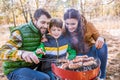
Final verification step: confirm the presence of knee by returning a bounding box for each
[13,68,31,74]
[103,43,107,49]
[37,74,50,80]
[16,68,31,72]
[98,43,108,56]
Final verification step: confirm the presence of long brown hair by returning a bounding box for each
[64,9,89,54]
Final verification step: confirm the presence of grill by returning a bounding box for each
[51,57,100,80]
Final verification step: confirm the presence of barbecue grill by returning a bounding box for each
[51,58,100,80]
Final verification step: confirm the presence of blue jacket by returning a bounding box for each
[36,34,76,72]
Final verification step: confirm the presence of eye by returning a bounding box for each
[41,21,46,24]
[57,28,61,31]
[51,28,56,31]
[65,23,76,26]
[71,23,76,25]
[47,22,50,25]
[65,23,69,26]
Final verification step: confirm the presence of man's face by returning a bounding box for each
[34,15,50,34]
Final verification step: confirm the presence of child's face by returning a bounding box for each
[50,26,62,39]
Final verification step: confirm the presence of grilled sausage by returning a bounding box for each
[61,63,69,69]
[83,57,94,62]
[58,59,69,63]
[83,60,97,66]
[68,62,82,69]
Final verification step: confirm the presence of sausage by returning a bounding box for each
[72,55,88,63]
[75,55,88,59]
[60,63,69,69]
[58,59,69,63]
[83,57,94,62]
[72,58,84,63]
[68,62,82,69]
[83,61,97,66]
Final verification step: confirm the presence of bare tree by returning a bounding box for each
[20,0,28,23]
[80,0,85,15]
[11,0,16,27]
[27,1,33,20]
[1,0,11,24]
[35,0,39,9]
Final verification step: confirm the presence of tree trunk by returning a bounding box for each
[11,0,16,27]
[20,0,28,23]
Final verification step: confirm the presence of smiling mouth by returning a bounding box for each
[69,29,74,31]
[55,35,58,37]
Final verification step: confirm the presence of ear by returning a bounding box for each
[48,27,51,33]
[62,27,65,33]
[33,20,37,25]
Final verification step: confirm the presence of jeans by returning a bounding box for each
[7,68,50,80]
[77,43,108,79]
[46,71,56,80]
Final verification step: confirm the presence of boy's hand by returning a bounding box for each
[36,49,45,55]
[41,38,48,42]
[68,55,76,60]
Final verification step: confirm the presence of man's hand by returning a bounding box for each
[22,51,39,64]
[95,37,104,49]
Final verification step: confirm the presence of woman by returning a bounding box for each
[63,8,108,80]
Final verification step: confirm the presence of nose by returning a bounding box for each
[67,25,73,29]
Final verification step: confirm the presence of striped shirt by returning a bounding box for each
[0,30,23,61]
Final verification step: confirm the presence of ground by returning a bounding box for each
[0,22,120,80]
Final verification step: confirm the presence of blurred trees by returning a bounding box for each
[0,0,120,25]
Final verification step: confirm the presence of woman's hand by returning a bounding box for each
[21,51,39,64]
[95,37,104,49]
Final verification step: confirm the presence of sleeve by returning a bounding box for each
[0,30,23,61]
[34,43,46,58]
[88,22,100,41]
[67,44,76,60]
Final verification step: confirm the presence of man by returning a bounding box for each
[0,8,51,80]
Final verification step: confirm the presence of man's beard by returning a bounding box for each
[38,26,47,34]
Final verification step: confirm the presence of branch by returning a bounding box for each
[101,0,114,5]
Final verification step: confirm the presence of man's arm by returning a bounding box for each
[0,30,40,64]
[0,30,23,61]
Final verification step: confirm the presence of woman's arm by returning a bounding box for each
[88,22,105,49]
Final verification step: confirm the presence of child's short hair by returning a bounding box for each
[49,18,63,29]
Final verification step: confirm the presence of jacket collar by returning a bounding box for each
[28,20,39,33]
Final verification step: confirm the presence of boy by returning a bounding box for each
[35,18,76,80]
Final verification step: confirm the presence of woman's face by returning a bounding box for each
[65,18,78,32]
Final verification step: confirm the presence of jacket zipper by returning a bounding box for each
[55,39,59,60]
